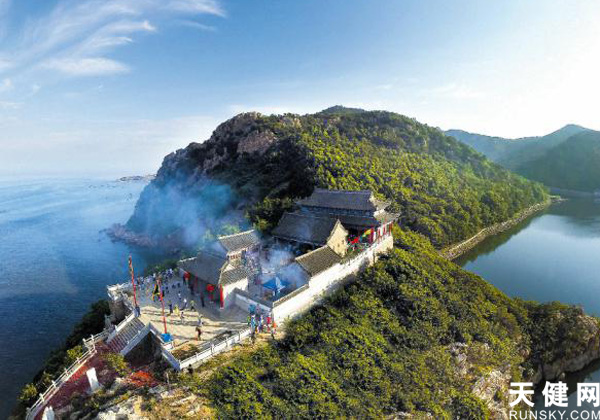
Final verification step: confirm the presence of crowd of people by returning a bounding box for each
[247,309,277,342]
[129,267,278,346]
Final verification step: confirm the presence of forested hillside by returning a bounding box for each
[517,130,600,192]
[447,125,600,192]
[126,107,547,248]
[202,230,598,419]
[446,124,587,170]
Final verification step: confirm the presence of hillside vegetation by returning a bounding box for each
[127,107,547,248]
[447,125,600,192]
[446,124,587,170]
[204,230,598,419]
[516,131,600,192]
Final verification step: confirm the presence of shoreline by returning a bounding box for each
[440,198,555,260]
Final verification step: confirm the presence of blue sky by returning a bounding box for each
[1,0,600,176]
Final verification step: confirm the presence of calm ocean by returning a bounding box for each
[0,178,156,418]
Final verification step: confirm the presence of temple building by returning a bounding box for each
[272,212,349,256]
[178,230,260,308]
[274,188,398,247]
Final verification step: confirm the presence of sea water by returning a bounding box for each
[0,178,155,418]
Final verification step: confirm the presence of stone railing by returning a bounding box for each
[83,330,109,350]
[107,281,132,301]
[106,310,136,343]
[148,322,252,372]
[26,345,97,420]
[177,327,252,371]
[119,323,151,356]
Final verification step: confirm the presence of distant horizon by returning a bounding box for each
[1,104,595,177]
[3,0,600,175]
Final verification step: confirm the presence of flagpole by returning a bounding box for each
[129,256,138,307]
[157,275,168,334]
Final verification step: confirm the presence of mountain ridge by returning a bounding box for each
[446,124,600,192]
[124,107,547,249]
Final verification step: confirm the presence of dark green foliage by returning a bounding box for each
[447,125,588,170]
[133,108,547,248]
[206,230,595,418]
[451,393,490,419]
[523,301,598,370]
[246,197,296,232]
[517,131,600,192]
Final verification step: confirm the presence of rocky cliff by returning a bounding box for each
[115,107,548,251]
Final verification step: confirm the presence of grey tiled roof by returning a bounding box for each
[295,246,342,277]
[178,252,227,285]
[220,266,251,285]
[297,188,391,211]
[179,251,251,286]
[272,212,340,245]
[334,211,400,228]
[218,230,260,254]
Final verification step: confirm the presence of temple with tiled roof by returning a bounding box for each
[272,213,348,256]
[178,229,260,308]
[211,229,261,260]
[274,189,398,249]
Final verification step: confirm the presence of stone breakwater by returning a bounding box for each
[440,199,552,260]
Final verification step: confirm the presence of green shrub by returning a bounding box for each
[18,383,37,404]
[103,353,130,377]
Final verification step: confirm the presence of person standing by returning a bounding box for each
[168,300,173,315]
[196,324,202,341]
[271,320,277,340]
[200,292,205,308]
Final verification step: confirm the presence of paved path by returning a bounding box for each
[132,279,247,349]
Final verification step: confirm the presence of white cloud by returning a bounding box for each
[179,20,217,32]
[165,0,225,17]
[42,58,130,76]
[0,0,224,80]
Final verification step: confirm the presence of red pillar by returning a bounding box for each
[219,285,224,309]
[157,275,167,334]
[128,256,138,307]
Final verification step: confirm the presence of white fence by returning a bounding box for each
[106,311,135,343]
[119,323,150,356]
[26,345,97,420]
[177,327,252,370]
[83,330,109,350]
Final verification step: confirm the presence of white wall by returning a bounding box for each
[271,235,393,323]
[222,278,248,308]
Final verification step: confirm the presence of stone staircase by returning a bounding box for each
[107,317,146,354]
